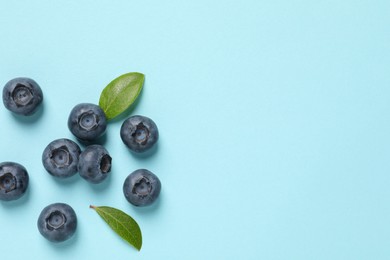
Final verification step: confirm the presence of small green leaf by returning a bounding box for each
[90,205,142,251]
[99,72,144,120]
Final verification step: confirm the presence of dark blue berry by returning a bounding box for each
[78,145,111,184]
[120,115,159,153]
[67,103,107,142]
[2,77,43,116]
[0,162,29,201]
[123,169,161,206]
[37,203,77,243]
[42,138,81,178]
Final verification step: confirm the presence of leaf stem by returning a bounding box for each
[89,205,96,209]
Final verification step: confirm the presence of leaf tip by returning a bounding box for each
[135,242,142,251]
[135,72,145,77]
[135,72,145,83]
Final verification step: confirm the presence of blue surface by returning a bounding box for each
[1,0,390,259]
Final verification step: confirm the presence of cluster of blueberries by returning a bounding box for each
[0,77,161,243]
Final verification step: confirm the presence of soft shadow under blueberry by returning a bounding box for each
[88,173,112,193]
[50,173,80,186]
[47,228,79,250]
[128,143,159,160]
[129,193,162,215]
[0,184,31,208]
[77,133,108,147]
[11,102,45,124]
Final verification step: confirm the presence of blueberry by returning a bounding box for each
[42,138,81,178]
[120,115,159,153]
[2,77,43,116]
[37,203,77,243]
[123,169,161,206]
[78,145,111,184]
[0,162,29,201]
[67,103,107,142]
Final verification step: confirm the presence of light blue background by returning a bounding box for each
[1,0,390,259]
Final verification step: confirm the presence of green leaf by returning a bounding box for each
[99,72,145,120]
[90,205,142,251]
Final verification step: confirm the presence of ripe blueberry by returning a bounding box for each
[78,145,112,184]
[120,115,159,153]
[42,138,81,178]
[37,203,77,243]
[123,169,161,206]
[67,103,107,142]
[2,77,43,116]
[0,162,29,201]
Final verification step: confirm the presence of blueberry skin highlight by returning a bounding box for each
[2,77,43,116]
[120,115,159,153]
[78,145,112,184]
[123,169,161,207]
[67,103,107,142]
[42,138,81,178]
[0,162,29,201]
[37,203,77,243]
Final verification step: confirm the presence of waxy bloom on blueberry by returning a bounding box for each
[37,203,77,243]
[120,115,159,153]
[67,103,107,142]
[123,169,161,207]
[2,77,43,116]
[0,162,29,201]
[78,145,112,184]
[42,138,81,178]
